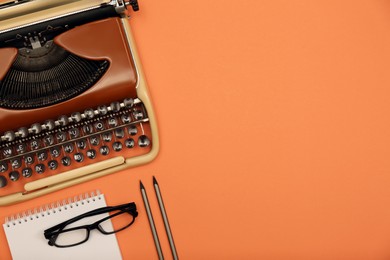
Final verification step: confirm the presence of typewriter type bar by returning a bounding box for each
[0,0,159,205]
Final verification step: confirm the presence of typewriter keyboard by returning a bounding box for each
[0,98,152,194]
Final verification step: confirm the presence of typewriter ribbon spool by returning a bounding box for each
[0,0,159,205]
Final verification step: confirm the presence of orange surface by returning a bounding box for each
[2,0,390,259]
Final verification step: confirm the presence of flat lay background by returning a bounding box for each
[2,0,390,259]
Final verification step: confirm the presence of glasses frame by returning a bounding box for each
[44,202,138,248]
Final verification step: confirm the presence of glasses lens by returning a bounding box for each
[98,212,135,233]
[54,228,88,247]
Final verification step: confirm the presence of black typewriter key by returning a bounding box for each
[71,112,82,123]
[30,140,40,150]
[35,164,45,174]
[31,123,42,134]
[61,156,71,166]
[138,135,151,148]
[123,98,134,108]
[22,168,33,178]
[83,124,94,135]
[87,149,97,159]
[102,132,113,142]
[48,160,58,170]
[77,139,87,150]
[94,121,105,131]
[44,135,55,146]
[63,144,74,153]
[37,151,48,161]
[127,125,138,136]
[50,147,61,158]
[133,110,144,120]
[100,146,110,156]
[0,176,7,188]
[56,132,67,143]
[89,136,100,146]
[108,117,118,127]
[58,115,69,126]
[45,120,56,131]
[2,147,13,158]
[69,128,80,139]
[112,142,123,152]
[115,128,125,139]
[16,143,27,154]
[9,171,20,181]
[125,138,135,148]
[18,127,29,138]
[11,158,22,169]
[24,155,34,165]
[84,108,95,119]
[74,153,84,163]
[0,161,8,172]
[121,114,132,124]
[97,105,108,115]
[4,131,16,142]
[110,102,121,112]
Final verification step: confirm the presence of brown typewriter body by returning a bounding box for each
[0,0,159,205]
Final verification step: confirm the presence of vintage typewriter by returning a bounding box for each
[0,0,159,205]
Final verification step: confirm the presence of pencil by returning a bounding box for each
[140,181,164,260]
[153,176,178,260]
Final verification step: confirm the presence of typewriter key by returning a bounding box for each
[113,142,123,152]
[9,171,20,181]
[48,160,58,170]
[125,138,135,148]
[115,128,125,139]
[94,121,105,131]
[74,153,84,163]
[128,125,138,136]
[0,176,7,188]
[11,158,22,169]
[121,114,132,124]
[83,124,94,135]
[63,144,74,153]
[61,157,71,166]
[58,115,69,126]
[35,164,45,174]
[4,131,16,142]
[0,162,8,172]
[100,146,110,156]
[69,128,80,139]
[123,98,134,108]
[138,135,151,148]
[18,127,29,138]
[133,110,144,120]
[50,147,61,158]
[110,102,121,112]
[102,132,113,142]
[31,123,42,134]
[44,135,55,146]
[22,168,33,178]
[38,151,48,161]
[108,117,118,127]
[16,143,27,154]
[2,147,13,158]
[98,105,108,115]
[30,140,40,150]
[25,155,34,165]
[84,109,95,119]
[45,120,56,131]
[56,132,67,143]
[71,112,82,123]
[90,136,100,146]
[87,149,97,159]
[77,140,87,150]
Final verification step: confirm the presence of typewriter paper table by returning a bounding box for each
[2,0,390,259]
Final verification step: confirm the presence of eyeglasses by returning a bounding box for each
[44,202,138,248]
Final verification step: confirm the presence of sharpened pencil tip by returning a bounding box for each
[153,176,158,185]
[140,181,145,189]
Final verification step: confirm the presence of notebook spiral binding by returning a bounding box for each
[4,190,103,228]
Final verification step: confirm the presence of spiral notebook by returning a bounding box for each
[3,191,122,260]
